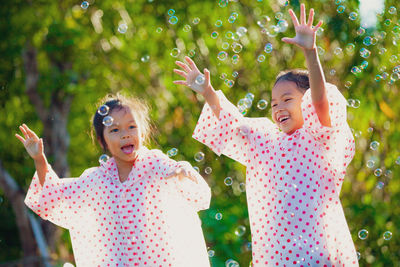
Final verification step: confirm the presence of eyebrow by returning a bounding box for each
[271,92,292,102]
[109,120,137,127]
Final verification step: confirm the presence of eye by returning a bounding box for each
[110,128,119,133]
[284,98,292,102]
[272,103,277,107]
[129,125,136,129]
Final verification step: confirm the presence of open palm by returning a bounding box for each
[282,4,323,50]
[15,124,44,160]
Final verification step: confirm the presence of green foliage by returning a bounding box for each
[1,0,400,266]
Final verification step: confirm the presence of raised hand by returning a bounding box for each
[15,124,44,160]
[165,161,198,184]
[173,56,211,94]
[282,3,323,50]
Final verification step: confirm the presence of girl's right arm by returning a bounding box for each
[15,124,48,186]
[174,56,221,118]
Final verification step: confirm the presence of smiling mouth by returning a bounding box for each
[121,144,134,154]
[278,116,290,124]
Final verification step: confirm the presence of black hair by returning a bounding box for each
[274,69,310,93]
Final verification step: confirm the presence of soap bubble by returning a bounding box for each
[99,154,110,164]
[351,66,361,75]
[195,74,205,85]
[228,15,237,24]
[234,225,246,236]
[264,43,273,53]
[277,19,288,32]
[141,55,150,62]
[183,24,191,32]
[192,17,200,24]
[363,36,373,46]
[360,48,371,58]
[156,27,163,33]
[384,19,392,26]
[118,23,128,34]
[396,156,400,165]
[188,50,196,57]
[205,167,212,174]
[257,99,268,110]
[232,43,243,53]
[219,0,228,7]
[393,26,400,35]
[215,212,223,220]
[218,51,228,61]
[266,25,280,37]
[224,177,233,186]
[388,6,397,14]
[236,27,247,37]
[352,99,360,108]
[167,148,178,157]
[257,54,266,62]
[208,250,215,257]
[330,69,336,76]
[81,1,89,9]
[383,231,392,241]
[375,75,383,82]
[334,47,343,55]
[97,105,109,116]
[346,43,355,52]
[215,20,223,27]
[366,160,375,168]
[357,27,366,35]
[357,252,361,260]
[358,229,368,240]
[337,5,345,13]
[245,92,254,102]
[211,31,219,39]
[275,12,283,20]
[169,16,178,25]
[376,181,384,189]
[344,81,352,88]
[370,141,379,150]
[374,168,383,177]
[225,259,240,267]
[102,116,114,127]
[167,9,175,16]
[360,61,368,70]
[232,71,239,78]
[349,12,358,20]
[170,48,180,57]
[225,79,235,87]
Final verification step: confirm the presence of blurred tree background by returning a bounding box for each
[0,0,399,266]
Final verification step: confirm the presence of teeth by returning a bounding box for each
[279,116,289,122]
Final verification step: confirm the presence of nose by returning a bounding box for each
[120,129,132,139]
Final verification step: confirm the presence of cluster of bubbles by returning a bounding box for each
[218,72,236,88]
[235,92,269,115]
[346,98,361,108]
[168,9,178,25]
[167,148,178,157]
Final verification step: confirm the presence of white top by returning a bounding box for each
[25,147,211,267]
[193,84,358,266]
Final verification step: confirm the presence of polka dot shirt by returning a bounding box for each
[193,84,358,266]
[25,147,211,267]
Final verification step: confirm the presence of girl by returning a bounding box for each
[174,4,358,267]
[16,93,211,266]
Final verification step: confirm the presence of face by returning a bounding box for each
[102,107,142,163]
[271,81,305,135]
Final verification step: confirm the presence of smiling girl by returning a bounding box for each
[17,93,211,266]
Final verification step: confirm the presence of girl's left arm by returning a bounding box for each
[283,4,331,127]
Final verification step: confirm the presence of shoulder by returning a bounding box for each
[80,167,101,179]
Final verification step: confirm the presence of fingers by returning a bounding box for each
[175,60,191,73]
[173,80,188,86]
[281,37,296,45]
[19,125,29,139]
[313,20,323,31]
[184,56,200,72]
[288,9,300,27]
[173,69,187,78]
[15,133,25,144]
[300,3,306,25]
[204,68,210,85]
[23,124,39,140]
[38,138,44,153]
[307,8,314,27]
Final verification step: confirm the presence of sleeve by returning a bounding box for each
[24,166,90,229]
[151,150,211,211]
[192,90,278,166]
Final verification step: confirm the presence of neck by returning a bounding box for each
[114,157,137,182]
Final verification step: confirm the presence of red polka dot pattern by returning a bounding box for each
[25,147,211,267]
[193,84,358,266]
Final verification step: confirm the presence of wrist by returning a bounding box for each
[203,84,215,99]
[33,154,46,163]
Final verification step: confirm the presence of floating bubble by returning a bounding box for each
[219,0,228,7]
[231,55,239,64]
[81,1,89,9]
[344,81,352,88]
[393,26,400,35]
[220,73,227,80]
[232,71,239,78]
[236,27,247,37]
[195,74,205,85]
[266,25,280,37]
[225,31,234,39]
[217,51,228,61]
[228,15,237,23]
[349,12,358,20]
[330,69,336,76]
[102,116,114,127]
[317,46,325,56]
[366,160,375,169]
[351,66,361,75]
[378,47,387,55]
[388,6,397,14]
[347,99,355,107]
[335,0,343,4]
[357,252,361,260]
[352,99,360,108]
[391,72,400,81]
[334,47,343,55]
[360,61,368,70]
[275,12,283,20]
[363,36,373,46]
[257,54,266,62]
[245,93,254,102]
[215,20,223,27]
[383,231,392,241]
[238,106,248,115]
[156,27,163,33]
[384,169,393,179]
[192,17,200,24]
[193,166,200,172]
[208,250,215,257]
[97,105,109,116]
[238,98,251,109]
[360,48,371,58]
[0,196,3,204]
[167,9,175,16]
[358,229,369,240]
[374,168,383,177]
[264,43,273,53]
[384,19,392,26]
[232,43,243,53]
[224,177,233,186]
[346,43,355,53]
[222,42,230,50]
[183,24,191,32]
[225,259,240,267]
[193,152,205,163]
[375,75,383,82]
[370,141,379,150]
[170,48,180,57]
[337,5,345,13]
[396,156,400,165]
[118,23,128,34]
[188,49,196,58]
[167,148,178,157]
[376,181,384,189]
[169,16,178,25]
[235,225,246,236]
[257,15,271,28]
[99,154,110,164]
[141,55,150,63]
[215,212,223,220]
[211,31,219,39]
[205,167,212,174]
[277,19,288,32]
[316,27,324,36]
[357,27,366,36]
[257,99,268,110]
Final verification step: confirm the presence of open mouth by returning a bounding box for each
[121,144,134,155]
[278,116,290,124]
